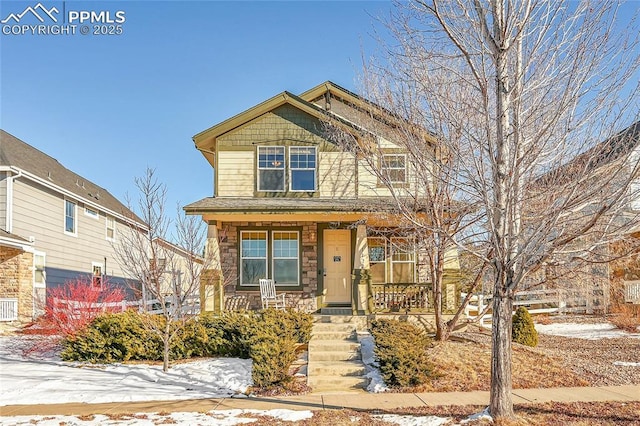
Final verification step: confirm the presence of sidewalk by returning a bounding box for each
[1,385,638,417]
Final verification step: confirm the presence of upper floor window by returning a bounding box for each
[84,207,98,219]
[257,146,317,192]
[64,200,77,235]
[290,147,317,191]
[381,154,407,184]
[258,146,285,191]
[106,216,116,241]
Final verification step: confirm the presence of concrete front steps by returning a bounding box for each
[307,314,369,394]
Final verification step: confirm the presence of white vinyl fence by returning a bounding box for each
[463,288,595,327]
[51,295,200,318]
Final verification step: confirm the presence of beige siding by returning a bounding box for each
[11,178,135,280]
[318,152,356,198]
[0,172,6,229]
[217,151,254,197]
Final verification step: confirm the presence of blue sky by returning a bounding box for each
[0,0,392,225]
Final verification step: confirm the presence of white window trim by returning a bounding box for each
[92,261,104,288]
[382,154,407,184]
[33,251,46,289]
[271,230,300,285]
[257,146,286,192]
[64,199,78,237]
[289,146,317,192]
[240,230,268,286]
[84,207,99,219]
[105,215,116,241]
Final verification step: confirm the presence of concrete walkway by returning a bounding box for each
[1,385,638,417]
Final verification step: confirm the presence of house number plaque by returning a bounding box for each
[333,256,342,262]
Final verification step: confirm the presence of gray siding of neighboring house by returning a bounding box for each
[11,176,140,296]
[0,172,7,229]
[45,267,141,300]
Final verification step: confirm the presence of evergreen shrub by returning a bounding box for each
[512,306,538,347]
[369,319,435,388]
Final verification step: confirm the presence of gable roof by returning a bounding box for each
[192,90,333,167]
[192,81,437,168]
[0,130,146,228]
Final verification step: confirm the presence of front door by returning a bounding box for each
[323,229,352,304]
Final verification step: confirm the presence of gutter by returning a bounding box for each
[0,166,148,231]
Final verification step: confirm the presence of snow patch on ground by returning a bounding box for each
[535,322,640,340]
[0,336,252,406]
[6,409,313,425]
[358,332,388,393]
[375,414,451,425]
[460,407,492,424]
[613,361,640,367]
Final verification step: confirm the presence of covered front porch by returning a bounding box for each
[185,199,462,315]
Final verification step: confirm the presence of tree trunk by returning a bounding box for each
[163,322,171,372]
[433,276,447,340]
[489,286,514,418]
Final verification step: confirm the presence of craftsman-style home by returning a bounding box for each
[185,82,460,314]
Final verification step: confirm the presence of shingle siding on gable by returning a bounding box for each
[217,104,327,148]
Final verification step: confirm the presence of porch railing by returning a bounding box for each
[370,283,434,313]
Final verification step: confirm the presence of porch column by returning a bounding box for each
[353,224,371,315]
[202,222,224,313]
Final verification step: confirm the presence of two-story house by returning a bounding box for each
[0,130,148,322]
[185,82,461,314]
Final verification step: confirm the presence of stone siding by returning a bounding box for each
[0,246,34,322]
[219,221,318,312]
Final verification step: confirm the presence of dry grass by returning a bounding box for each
[398,335,588,392]
[609,304,640,333]
[248,409,397,425]
[386,401,640,425]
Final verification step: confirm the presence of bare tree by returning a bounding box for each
[323,107,489,341]
[365,0,640,418]
[113,168,208,372]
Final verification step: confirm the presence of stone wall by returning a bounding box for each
[0,246,34,322]
[219,221,318,311]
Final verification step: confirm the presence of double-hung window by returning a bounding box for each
[33,252,46,289]
[368,237,387,284]
[64,200,77,235]
[258,146,285,191]
[367,237,416,283]
[381,154,407,184]
[106,216,116,241]
[273,231,299,285]
[289,147,317,191]
[240,231,268,285]
[390,238,416,283]
[257,146,317,192]
[240,230,300,286]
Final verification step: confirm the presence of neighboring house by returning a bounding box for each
[0,130,147,322]
[184,81,460,313]
[528,120,640,311]
[0,229,34,322]
[149,237,204,301]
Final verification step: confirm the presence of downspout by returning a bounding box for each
[5,167,23,233]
